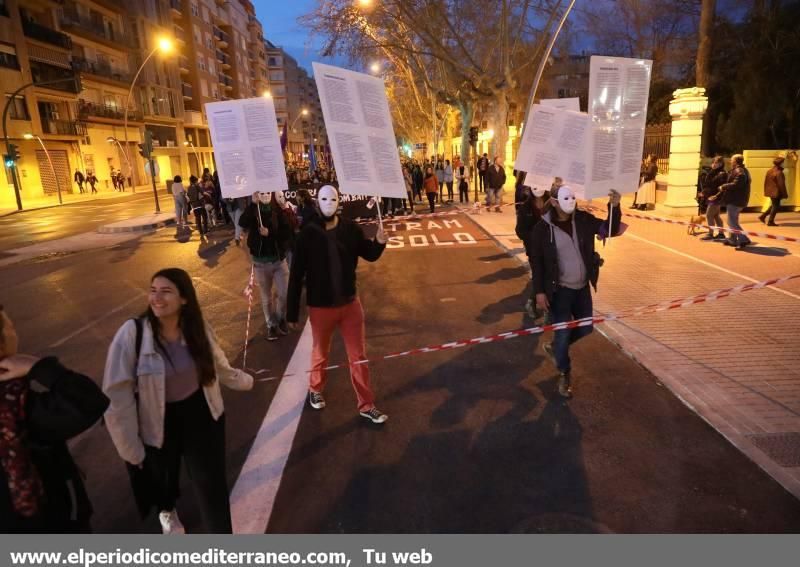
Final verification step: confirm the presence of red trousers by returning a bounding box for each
[308,298,375,412]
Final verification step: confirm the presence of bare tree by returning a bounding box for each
[696,0,716,86]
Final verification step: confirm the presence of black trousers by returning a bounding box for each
[193,207,209,234]
[427,192,436,213]
[478,171,486,192]
[446,181,453,201]
[145,389,231,533]
[459,182,469,203]
[763,197,782,223]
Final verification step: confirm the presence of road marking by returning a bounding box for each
[440,297,456,302]
[49,292,146,348]
[230,321,313,534]
[627,232,800,302]
[193,275,246,302]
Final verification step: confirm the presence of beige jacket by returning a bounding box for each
[102,318,253,465]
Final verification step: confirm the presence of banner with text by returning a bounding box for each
[313,62,406,199]
[206,97,288,198]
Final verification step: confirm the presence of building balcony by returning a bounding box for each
[72,57,132,85]
[41,119,87,137]
[218,73,233,87]
[60,12,129,50]
[216,50,230,68]
[169,0,182,17]
[178,56,190,74]
[78,101,143,123]
[22,19,72,50]
[30,62,81,93]
[182,82,192,100]
[0,53,20,71]
[174,25,186,44]
[213,27,229,47]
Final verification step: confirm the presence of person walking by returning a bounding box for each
[435,160,445,202]
[700,156,728,241]
[171,175,188,228]
[74,170,85,194]
[239,192,293,341]
[0,305,109,533]
[87,171,98,194]
[412,162,424,202]
[403,165,416,214]
[759,155,788,227]
[117,171,126,192]
[532,186,623,398]
[486,156,506,212]
[103,268,253,534]
[286,185,389,424]
[455,160,470,203]
[423,166,439,213]
[186,176,209,237]
[719,154,753,250]
[226,196,249,246]
[443,159,454,202]
[515,174,550,319]
[296,189,319,229]
[477,153,489,193]
[110,168,120,192]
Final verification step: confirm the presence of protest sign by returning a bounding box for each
[586,56,653,199]
[540,97,581,112]
[206,97,288,198]
[313,62,406,199]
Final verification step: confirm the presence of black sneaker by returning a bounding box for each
[713,233,727,240]
[277,320,289,336]
[700,234,715,241]
[557,373,573,399]
[542,342,557,366]
[360,407,388,424]
[266,326,279,341]
[308,391,326,410]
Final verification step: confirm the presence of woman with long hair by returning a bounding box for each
[423,166,439,213]
[103,268,253,534]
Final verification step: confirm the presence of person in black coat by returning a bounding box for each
[0,305,109,533]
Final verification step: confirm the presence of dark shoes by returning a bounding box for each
[557,373,573,399]
[277,320,289,336]
[360,407,389,424]
[267,326,279,341]
[308,391,326,410]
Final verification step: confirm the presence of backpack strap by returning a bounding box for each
[132,317,143,361]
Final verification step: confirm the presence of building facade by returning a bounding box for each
[1,0,278,211]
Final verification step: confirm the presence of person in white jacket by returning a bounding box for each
[103,268,253,534]
[455,161,470,203]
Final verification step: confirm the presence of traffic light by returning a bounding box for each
[468,127,479,144]
[4,155,12,168]
[138,131,153,158]
[4,143,20,167]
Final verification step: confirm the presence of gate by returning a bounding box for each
[35,149,72,195]
[644,123,671,174]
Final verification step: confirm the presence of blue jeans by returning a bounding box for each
[726,205,751,246]
[550,285,593,374]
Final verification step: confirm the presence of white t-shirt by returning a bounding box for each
[172,182,185,197]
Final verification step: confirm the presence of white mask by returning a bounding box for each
[318,185,339,219]
[556,186,577,214]
[532,187,547,198]
[258,192,272,204]
[274,191,287,209]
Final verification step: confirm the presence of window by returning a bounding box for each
[208,61,215,75]
[205,33,213,50]
[191,2,199,17]
[272,85,286,96]
[193,25,201,45]
[0,43,19,70]
[5,94,29,120]
[269,70,284,82]
[202,7,209,23]
[200,79,208,97]
[197,54,206,71]
[212,87,218,99]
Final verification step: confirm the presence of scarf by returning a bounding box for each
[0,378,44,518]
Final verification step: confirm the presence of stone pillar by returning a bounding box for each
[662,87,709,216]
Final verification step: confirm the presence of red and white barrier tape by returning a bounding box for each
[255,272,800,382]
[623,211,800,243]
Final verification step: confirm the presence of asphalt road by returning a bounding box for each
[2,208,800,533]
[0,192,161,253]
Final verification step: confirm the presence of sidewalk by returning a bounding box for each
[462,198,800,500]
[0,186,152,217]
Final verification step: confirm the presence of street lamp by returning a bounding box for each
[183,140,204,171]
[289,109,309,157]
[24,133,62,205]
[369,62,381,74]
[123,36,173,194]
[106,136,133,191]
[262,90,271,98]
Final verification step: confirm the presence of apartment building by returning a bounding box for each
[265,39,326,164]
[1,0,277,211]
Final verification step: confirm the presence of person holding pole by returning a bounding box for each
[286,185,389,424]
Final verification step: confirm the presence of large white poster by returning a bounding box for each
[514,104,590,198]
[313,62,406,199]
[586,56,652,199]
[205,97,288,198]
[540,97,580,112]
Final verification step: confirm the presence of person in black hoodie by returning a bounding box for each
[286,185,390,424]
[514,172,551,318]
[0,305,109,533]
[239,192,293,341]
[531,186,622,399]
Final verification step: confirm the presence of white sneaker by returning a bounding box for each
[159,509,185,534]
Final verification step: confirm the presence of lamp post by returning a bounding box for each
[289,109,309,159]
[124,37,173,192]
[106,136,133,192]
[24,133,62,205]
[183,140,203,172]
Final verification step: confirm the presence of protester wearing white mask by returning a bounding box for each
[286,186,390,424]
[514,171,551,319]
[239,191,294,341]
[530,184,622,398]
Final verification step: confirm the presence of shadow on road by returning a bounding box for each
[739,246,792,257]
[475,265,529,284]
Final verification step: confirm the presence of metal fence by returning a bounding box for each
[644,123,671,175]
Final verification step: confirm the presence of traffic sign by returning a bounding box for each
[144,160,160,177]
